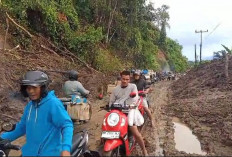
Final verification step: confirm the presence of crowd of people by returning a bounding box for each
[0,68,175,156]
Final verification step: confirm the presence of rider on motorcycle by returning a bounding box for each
[63,70,90,98]
[0,71,73,156]
[131,70,155,128]
[63,70,91,121]
[109,70,148,156]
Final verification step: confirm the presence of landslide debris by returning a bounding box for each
[168,57,232,155]
[0,32,115,130]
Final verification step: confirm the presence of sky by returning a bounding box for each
[149,0,232,61]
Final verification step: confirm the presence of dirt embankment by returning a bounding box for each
[168,58,232,155]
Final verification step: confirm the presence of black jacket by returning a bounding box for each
[131,78,147,91]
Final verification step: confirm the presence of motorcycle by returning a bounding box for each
[0,123,20,157]
[137,90,152,130]
[101,92,145,156]
[153,76,159,83]
[0,122,99,157]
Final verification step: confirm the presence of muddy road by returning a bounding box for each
[76,80,213,156]
[77,81,174,156]
[8,81,209,156]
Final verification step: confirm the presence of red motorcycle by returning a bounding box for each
[101,92,145,156]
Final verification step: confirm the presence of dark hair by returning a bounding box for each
[120,70,130,76]
[20,85,48,98]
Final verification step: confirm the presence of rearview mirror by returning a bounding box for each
[2,122,15,132]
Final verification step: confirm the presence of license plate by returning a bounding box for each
[101,131,120,139]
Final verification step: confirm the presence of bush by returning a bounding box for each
[95,49,124,73]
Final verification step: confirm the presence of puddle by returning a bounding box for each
[172,117,207,155]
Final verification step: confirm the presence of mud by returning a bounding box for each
[2,19,232,156]
[3,80,211,156]
[76,81,200,156]
[168,58,232,156]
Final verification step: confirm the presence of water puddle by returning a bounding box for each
[172,117,207,155]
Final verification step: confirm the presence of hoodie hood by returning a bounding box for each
[28,90,56,123]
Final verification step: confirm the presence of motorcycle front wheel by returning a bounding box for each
[102,147,120,157]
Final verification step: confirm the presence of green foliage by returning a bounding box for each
[166,38,188,72]
[64,25,103,57]
[222,44,232,54]
[74,0,93,22]
[213,50,226,59]
[137,40,160,70]
[95,49,124,73]
[2,0,104,60]
[1,0,188,73]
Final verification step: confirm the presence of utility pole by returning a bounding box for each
[195,44,197,66]
[195,29,208,64]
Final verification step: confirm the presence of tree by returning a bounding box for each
[159,21,166,50]
[221,44,232,82]
[154,5,170,29]
[156,5,170,51]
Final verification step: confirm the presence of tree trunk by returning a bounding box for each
[105,0,117,43]
[3,18,9,51]
[225,53,229,82]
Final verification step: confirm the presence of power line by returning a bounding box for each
[205,22,222,39]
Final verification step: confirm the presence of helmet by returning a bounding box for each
[134,70,141,76]
[68,70,78,81]
[20,71,49,98]
[21,71,49,86]
[131,69,135,74]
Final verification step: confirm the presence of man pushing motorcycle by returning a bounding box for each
[108,70,148,156]
[131,70,155,128]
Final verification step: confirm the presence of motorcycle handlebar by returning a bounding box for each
[99,105,109,111]
[0,143,21,151]
[5,144,21,150]
[138,93,146,97]
[59,98,71,102]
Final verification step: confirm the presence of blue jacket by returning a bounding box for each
[1,91,73,156]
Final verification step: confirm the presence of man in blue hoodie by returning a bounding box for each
[0,71,73,156]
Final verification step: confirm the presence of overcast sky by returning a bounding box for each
[149,0,232,61]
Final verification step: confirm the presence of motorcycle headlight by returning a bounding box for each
[107,113,120,127]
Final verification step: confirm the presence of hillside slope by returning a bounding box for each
[0,25,114,126]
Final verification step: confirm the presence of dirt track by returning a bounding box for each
[8,81,175,156]
[6,80,216,156]
[75,81,183,156]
